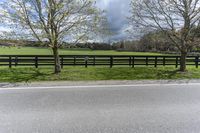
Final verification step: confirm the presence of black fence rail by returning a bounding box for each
[0,55,200,68]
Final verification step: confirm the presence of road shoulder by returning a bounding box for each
[1,79,200,88]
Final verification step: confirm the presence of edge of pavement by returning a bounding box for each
[0,79,200,88]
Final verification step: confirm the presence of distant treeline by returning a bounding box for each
[1,30,200,53]
[113,31,200,53]
[112,31,177,52]
[0,39,113,50]
[0,39,45,47]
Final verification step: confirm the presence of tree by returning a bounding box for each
[129,0,200,71]
[1,0,105,74]
[139,31,177,52]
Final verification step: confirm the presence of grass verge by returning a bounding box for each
[0,66,200,82]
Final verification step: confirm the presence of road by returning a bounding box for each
[0,84,200,133]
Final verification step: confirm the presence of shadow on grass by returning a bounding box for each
[0,67,197,82]
[156,69,180,79]
[0,68,51,82]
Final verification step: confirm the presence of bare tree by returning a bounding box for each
[129,0,200,71]
[1,0,105,74]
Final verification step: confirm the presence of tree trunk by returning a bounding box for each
[180,51,187,72]
[52,47,61,74]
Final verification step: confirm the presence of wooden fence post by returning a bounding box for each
[74,56,76,66]
[93,56,96,66]
[132,56,135,68]
[195,56,199,68]
[35,56,38,68]
[176,57,178,68]
[9,56,12,68]
[163,57,166,66]
[85,56,88,68]
[146,57,148,66]
[110,56,113,68]
[155,57,157,67]
[15,56,18,66]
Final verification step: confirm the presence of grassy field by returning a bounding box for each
[1,46,198,83]
[0,66,200,82]
[0,46,163,55]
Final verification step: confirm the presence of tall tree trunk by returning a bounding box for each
[52,47,61,74]
[180,51,187,72]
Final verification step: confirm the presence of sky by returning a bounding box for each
[0,0,132,42]
[96,0,131,42]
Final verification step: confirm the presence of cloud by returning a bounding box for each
[97,0,131,42]
[96,0,110,9]
[0,0,132,42]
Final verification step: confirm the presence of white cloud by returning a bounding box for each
[97,0,131,41]
[0,0,132,42]
[0,26,11,32]
[96,0,111,9]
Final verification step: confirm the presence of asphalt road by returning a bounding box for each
[0,84,200,133]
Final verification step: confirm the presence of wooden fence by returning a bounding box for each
[0,55,199,68]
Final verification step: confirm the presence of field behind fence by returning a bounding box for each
[0,55,200,68]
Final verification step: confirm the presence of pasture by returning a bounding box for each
[0,46,162,55]
[0,46,199,83]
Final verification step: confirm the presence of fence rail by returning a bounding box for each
[0,55,199,68]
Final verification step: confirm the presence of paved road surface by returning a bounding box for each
[0,84,200,133]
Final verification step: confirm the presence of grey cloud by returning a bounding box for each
[97,0,131,41]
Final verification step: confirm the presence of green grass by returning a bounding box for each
[0,47,192,83]
[0,66,200,82]
[0,46,163,55]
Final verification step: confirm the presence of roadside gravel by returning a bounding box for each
[1,79,200,88]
